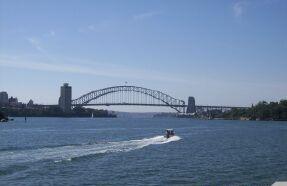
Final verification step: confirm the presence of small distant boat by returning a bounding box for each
[165,129,175,138]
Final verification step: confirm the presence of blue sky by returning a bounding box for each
[0,0,287,112]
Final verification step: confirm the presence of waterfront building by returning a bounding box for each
[186,96,196,114]
[27,99,34,108]
[0,91,8,105]
[58,83,72,112]
[8,96,18,107]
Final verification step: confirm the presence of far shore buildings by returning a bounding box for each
[8,97,18,106]
[0,92,9,105]
[58,83,72,112]
[27,99,34,108]
[0,91,31,108]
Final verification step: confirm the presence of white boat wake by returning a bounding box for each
[0,135,181,164]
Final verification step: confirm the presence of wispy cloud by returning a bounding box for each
[78,21,110,33]
[232,0,280,18]
[26,37,57,62]
[0,55,186,83]
[233,1,245,17]
[133,11,161,21]
[49,30,56,36]
[39,30,56,38]
[26,37,45,53]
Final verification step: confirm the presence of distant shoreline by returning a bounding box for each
[5,116,287,121]
[7,115,117,118]
[0,106,117,119]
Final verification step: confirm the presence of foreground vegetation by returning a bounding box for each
[1,106,117,118]
[0,111,8,121]
[213,100,287,121]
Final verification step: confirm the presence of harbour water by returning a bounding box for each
[0,117,287,185]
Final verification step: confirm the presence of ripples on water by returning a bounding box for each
[0,118,287,185]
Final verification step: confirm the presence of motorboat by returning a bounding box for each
[165,129,175,138]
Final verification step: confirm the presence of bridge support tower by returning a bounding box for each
[186,96,196,114]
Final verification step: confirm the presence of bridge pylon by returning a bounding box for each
[186,96,196,114]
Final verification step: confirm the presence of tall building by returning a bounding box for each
[0,91,8,105]
[186,96,196,114]
[58,83,72,112]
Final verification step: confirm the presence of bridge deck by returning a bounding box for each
[196,105,249,109]
[72,103,249,109]
[72,103,185,107]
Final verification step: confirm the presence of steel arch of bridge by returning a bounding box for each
[72,86,186,113]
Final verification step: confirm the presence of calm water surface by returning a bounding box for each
[0,117,287,185]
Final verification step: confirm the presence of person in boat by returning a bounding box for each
[165,129,175,138]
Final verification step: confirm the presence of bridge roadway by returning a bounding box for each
[196,105,249,110]
[71,103,249,110]
[42,103,250,113]
[43,103,249,113]
[44,104,248,109]
[72,103,184,107]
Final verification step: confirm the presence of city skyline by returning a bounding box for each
[1,0,287,112]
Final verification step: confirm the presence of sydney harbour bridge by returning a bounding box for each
[58,84,248,113]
